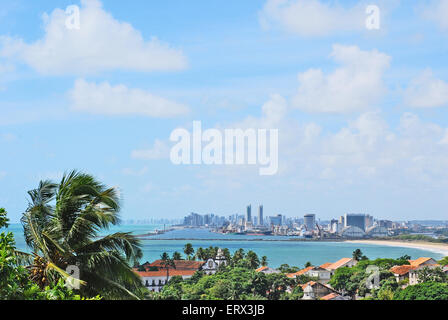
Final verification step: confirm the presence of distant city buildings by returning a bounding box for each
[345,213,367,231]
[246,205,252,224]
[179,206,431,239]
[258,205,263,227]
[269,214,282,226]
[304,214,316,231]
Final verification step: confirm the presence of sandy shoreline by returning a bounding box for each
[346,240,448,256]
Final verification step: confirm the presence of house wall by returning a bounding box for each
[141,274,193,292]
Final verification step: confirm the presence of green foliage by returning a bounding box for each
[352,249,368,261]
[0,208,99,300]
[183,243,194,260]
[172,251,182,260]
[152,264,296,300]
[261,256,268,267]
[416,266,447,283]
[0,208,8,228]
[278,264,300,274]
[20,170,145,299]
[438,256,448,266]
[386,234,448,243]
[394,282,448,300]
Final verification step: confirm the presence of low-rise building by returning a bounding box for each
[366,225,389,237]
[390,257,442,285]
[137,249,228,292]
[138,269,197,292]
[320,292,351,300]
[339,225,366,238]
[255,266,280,274]
[390,265,416,283]
[324,257,358,276]
[301,281,339,300]
[286,266,331,284]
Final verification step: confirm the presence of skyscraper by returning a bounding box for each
[269,214,282,226]
[345,213,367,231]
[258,205,263,226]
[246,205,252,224]
[304,214,316,231]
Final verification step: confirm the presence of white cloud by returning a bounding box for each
[69,79,189,117]
[422,0,448,31]
[0,0,187,75]
[259,0,365,36]
[204,90,448,188]
[131,139,170,160]
[122,167,148,177]
[440,129,448,145]
[404,69,448,108]
[292,45,391,113]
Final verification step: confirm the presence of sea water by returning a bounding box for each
[3,224,445,268]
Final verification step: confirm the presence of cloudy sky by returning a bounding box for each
[1,0,448,222]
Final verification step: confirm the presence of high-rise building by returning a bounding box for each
[269,214,282,226]
[304,214,316,231]
[246,205,252,224]
[345,213,367,231]
[330,219,339,233]
[365,214,374,229]
[258,205,263,226]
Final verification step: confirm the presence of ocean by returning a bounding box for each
[3,224,445,268]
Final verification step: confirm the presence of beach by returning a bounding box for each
[346,240,448,257]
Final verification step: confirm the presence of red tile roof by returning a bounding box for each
[301,281,317,290]
[409,257,434,267]
[327,258,353,270]
[390,265,416,275]
[256,266,268,272]
[320,262,333,269]
[136,269,197,277]
[321,293,340,300]
[286,266,314,278]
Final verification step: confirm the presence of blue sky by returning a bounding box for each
[1,0,448,222]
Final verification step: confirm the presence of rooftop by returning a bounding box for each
[390,265,416,275]
[326,258,353,270]
[136,269,197,277]
[286,266,314,278]
[320,293,341,301]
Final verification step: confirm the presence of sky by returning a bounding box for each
[1,0,448,222]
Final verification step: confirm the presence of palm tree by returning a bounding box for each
[195,247,206,261]
[160,252,176,283]
[21,170,145,299]
[261,256,268,267]
[183,243,194,260]
[246,250,260,269]
[352,249,363,261]
[172,251,182,260]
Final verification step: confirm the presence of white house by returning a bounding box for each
[286,266,331,284]
[201,248,228,275]
[136,249,228,292]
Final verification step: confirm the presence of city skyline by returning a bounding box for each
[2,0,448,223]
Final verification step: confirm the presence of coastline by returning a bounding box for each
[346,239,448,256]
